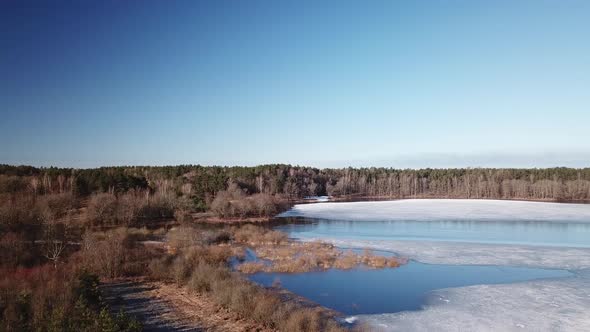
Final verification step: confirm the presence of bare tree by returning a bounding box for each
[42,219,69,268]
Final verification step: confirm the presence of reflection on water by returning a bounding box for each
[249,262,572,315]
[275,217,590,248]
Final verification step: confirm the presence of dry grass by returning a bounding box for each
[333,250,359,269]
[232,224,288,245]
[361,249,401,268]
[236,261,267,273]
[239,240,404,273]
[125,226,152,241]
[167,226,232,249]
[149,234,349,331]
[150,225,402,331]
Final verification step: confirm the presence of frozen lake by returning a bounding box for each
[250,260,571,315]
[275,217,590,248]
[258,199,590,331]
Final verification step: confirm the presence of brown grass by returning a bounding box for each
[148,225,402,331]
[232,224,288,245]
[240,240,404,273]
[333,250,359,269]
[148,236,349,332]
[361,249,401,268]
[236,261,267,273]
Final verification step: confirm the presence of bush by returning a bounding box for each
[166,227,202,249]
[0,266,141,332]
[187,262,231,292]
[0,175,28,194]
[36,193,77,222]
[281,307,323,332]
[0,193,41,232]
[202,229,231,245]
[80,227,165,279]
[87,190,182,226]
[232,224,287,245]
[74,270,102,309]
[167,226,232,249]
[148,256,173,280]
[139,192,176,220]
[116,191,144,225]
[80,228,131,278]
[87,193,118,225]
[211,186,287,219]
[0,232,32,268]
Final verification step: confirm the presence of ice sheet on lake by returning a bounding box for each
[357,271,590,332]
[279,199,590,223]
[318,239,590,270]
[311,235,590,331]
[278,199,590,330]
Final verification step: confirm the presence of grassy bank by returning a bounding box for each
[149,226,356,332]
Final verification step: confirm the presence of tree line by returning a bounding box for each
[2,164,589,205]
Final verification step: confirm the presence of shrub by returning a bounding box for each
[80,228,131,278]
[187,262,230,292]
[232,224,287,245]
[281,307,323,332]
[167,226,232,249]
[0,175,28,194]
[166,227,202,249]
[0,232,31,268]
[36,193,77,222]
[87,193,118,225]
[0,266,140,332]
[250,292,281,324]
[202,229,231,245]
[74,270,102,309]
[139,192,175,220]
[0,193,41,232]
[116,191,144,226]
[211,186,287,219]
[148,256,173,280]
[87,190,184,226]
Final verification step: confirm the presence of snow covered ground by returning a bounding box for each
[277,199,590,331]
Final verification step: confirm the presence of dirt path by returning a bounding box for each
[102,279,274,332]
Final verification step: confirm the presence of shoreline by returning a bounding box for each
[326,195,590,205]
[192,196,590,225]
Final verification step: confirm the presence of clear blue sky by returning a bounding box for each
[2,0,589,168]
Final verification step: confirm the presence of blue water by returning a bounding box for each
[275,218,590,248]
[249,262,572,315]
[244,216,586,315]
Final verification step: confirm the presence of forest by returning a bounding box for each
[1,163,589,331]
[2,164,589,206]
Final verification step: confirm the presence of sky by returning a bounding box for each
[1,0,589,168]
